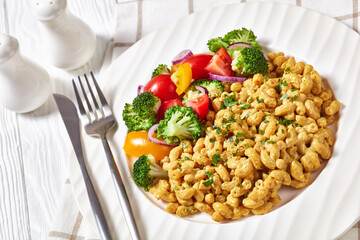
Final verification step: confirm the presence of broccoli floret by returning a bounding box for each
[157,105,202,144]
[122,92,161,131]
[207,37,228,53]
[181,85,203,103]
[223,28,261,50]
[231,47,268,76]
[122,104,157,131]
[132,154,168,191]
[151,64,170,78]
[207,28,261,53]
[194,80,225,100]
[133,91,161,115]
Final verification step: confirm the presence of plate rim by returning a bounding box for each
[69,2,360,240]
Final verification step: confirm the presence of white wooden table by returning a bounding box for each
[1,0,359,239]
[0,0,116,239]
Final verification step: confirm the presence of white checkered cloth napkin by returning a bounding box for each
[49,0,360,239]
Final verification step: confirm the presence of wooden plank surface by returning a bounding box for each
[1,0,359,239]
[0,109,31,240]
[0,0,116,239]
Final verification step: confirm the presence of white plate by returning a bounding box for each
[70,2,360,240]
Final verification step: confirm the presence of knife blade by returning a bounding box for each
[53,94,112,240]
[53,94,83,161]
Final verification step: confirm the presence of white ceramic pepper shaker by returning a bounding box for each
[32,0,96,70]
[0,34,51,113]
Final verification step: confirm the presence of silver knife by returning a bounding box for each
[53,94,112,240]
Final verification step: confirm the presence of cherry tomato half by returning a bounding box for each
[123,131,173,160]
[171,63,192,95]
[183,54,213,79]
[157,99,183,121]
[185,94,209,119]
[205,47,234,77]
[144,75,179,101]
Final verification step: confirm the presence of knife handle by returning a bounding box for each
[101,136,141,240]
[78,156,113,240]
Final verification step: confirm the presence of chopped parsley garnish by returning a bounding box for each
[262,139,266,145]
[237,133,247,137]
[292,95,298,101]
[263,120,269,123]
[280,93,290,101]
[174,186,179,190]
[203,171,214,187]
[205,171,214,178]
[233,149,239,156]
[291,88,298,92]
[245,143,249,149]
[276,79,288,93]
[239,102,250,110]
[223,115,237,124]
[279,117,293,126]
[267,140,274,144]
[212,154,222,166]
[264,78,269,82]
[223,95,237,107]
[284,67,290,72]
[203,179,214,187]
[241,111,250,120]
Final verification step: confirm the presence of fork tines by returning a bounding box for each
[72,72,111,123]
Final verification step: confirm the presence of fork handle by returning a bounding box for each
[101,136,141,240]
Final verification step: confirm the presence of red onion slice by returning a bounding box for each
[227,42,252,50]
[194,85,206,95]
[148,124,177,147]
[137,85,144,95]
[208,73,247,83]
[172,49,193,65]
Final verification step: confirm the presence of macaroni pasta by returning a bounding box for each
[149,52,340,222]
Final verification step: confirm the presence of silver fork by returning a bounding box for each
[72,72,140,240]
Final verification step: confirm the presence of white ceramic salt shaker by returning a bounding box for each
[32,0,96,70]
[0,34,51,113]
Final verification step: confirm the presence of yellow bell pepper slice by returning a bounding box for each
[170,63,192,95]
